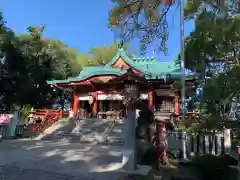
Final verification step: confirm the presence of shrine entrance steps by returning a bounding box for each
[35,118,125,146]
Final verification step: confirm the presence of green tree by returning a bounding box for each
[181,12,240,134]
[76,42,131,67]
[0,12,79,111]
[184,0,239,20]
[184,13,240,73]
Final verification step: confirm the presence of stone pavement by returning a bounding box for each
[0,139,124,180]
[0,165,91,180]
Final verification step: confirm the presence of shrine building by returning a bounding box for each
[47,48,196,119]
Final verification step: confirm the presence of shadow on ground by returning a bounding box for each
[0,139,124,180]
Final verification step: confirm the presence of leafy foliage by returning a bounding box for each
[108,0,174,52]
[11,104,32,124]
[181,9,240,132]
[76,42,130,67]
[0,23,79,110]
[184,0,239,20]
[185,14,240,73]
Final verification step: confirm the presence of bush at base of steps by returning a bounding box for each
[192,154,238,180]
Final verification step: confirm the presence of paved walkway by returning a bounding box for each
[0,139,124,180]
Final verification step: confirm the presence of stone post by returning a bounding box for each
[223,128,231,154]
[216,133,222,155]
[181,131,187,159]
[123,103,136,171]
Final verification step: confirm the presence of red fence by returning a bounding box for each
[33,109,69,118]
[29,109,69,135]
[0,109,69,138]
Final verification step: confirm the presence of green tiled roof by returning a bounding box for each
[47,48,194,85]
[105,48,183,80]
[47,66,126,85]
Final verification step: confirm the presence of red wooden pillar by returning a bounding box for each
[162,120,167,163]
[175,92,180,115]
[238,146,240,164]
[92,93,98,117]
[73,93,79,116]
[156,120,160,170]
[60,110,63,119]
[156,119,167,169]
[148,92,153,110]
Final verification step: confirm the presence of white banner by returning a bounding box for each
[98,94,123,100]
[79,94,91,100]
[79,93,149,101]
[98,93,148,100]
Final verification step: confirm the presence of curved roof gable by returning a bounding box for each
[105,48,133,68]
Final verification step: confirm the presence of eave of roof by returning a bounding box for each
[46,66,126,85]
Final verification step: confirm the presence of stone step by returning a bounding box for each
[44,130,125,143]
[38,118,126,145]
[42,133,96,143]
[42,133,124,146]
[108,135,124,141]
[106,139,124,146]
[107,131,124,135]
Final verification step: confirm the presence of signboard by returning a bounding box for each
[155,89,175,96]
[123,84,140,100]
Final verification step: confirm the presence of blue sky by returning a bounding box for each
[1,0,195,61]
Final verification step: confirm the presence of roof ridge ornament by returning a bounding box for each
[118,40,124,48]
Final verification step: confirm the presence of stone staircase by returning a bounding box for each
[35,118,125,146]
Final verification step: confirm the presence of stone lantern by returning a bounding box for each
[101,68,151,171]
[122,81,140,170]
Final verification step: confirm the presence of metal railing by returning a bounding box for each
[0,125,9,137]
[0,124,25,138]
[97,116,118,144]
